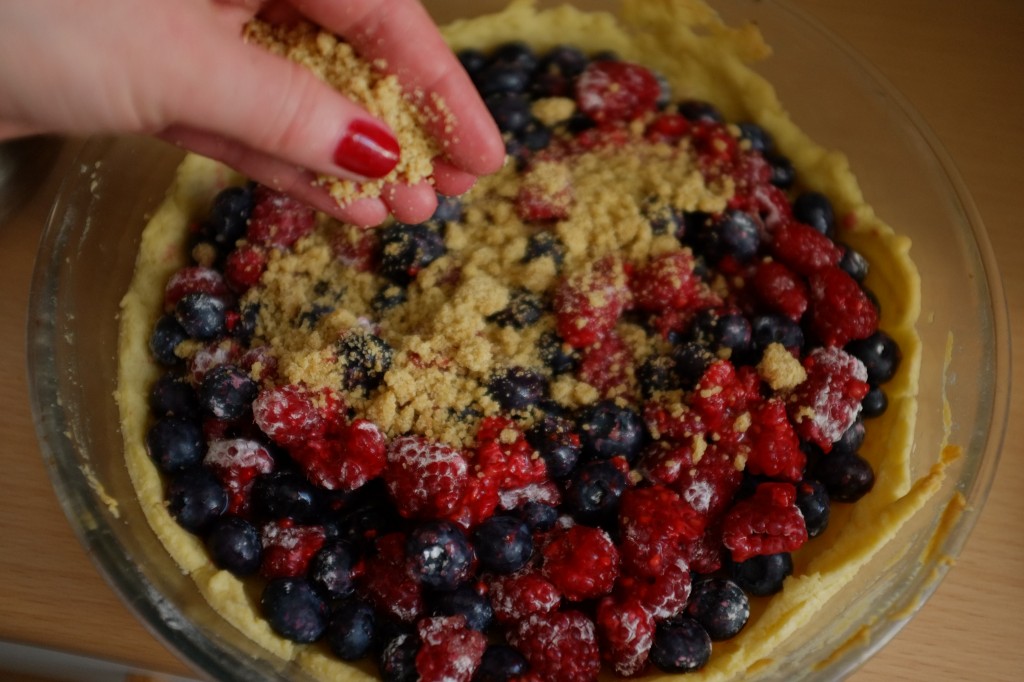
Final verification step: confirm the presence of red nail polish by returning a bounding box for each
[333,119,400,179]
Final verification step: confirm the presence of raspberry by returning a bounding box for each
[747,183,793,231]
[645,112,690,143]
[615,548,691,620]
[641,398,706,445]
[164,265,230,312]
[769,221,842,276]
[259,519,326,578]
[691,122,740,171]
[807,266,879,347]
[575,60,661,124]
[415,616,487,682]
[253,385,326,447]
[329,223,380,272]
[497,480,562,513]
[186,340,241,386]
[673,443,744,523]
[385,435,469,520]
[246,185,316,249]
[618,485,705,577]
[721,482,808,562]
[789,346,869,451]
[553,257,630,348]
[596,597,655,677]
[685,524,726,575]
[631,251,702,313]
[486,571,562,624]
[238,345,278,382]
[473,417,548,491]
[540,525,620,602]
[224,245,267,293]
[358,532,424,622]
[744,398,805,482]
[635,440,696,487]
[203,438,274,516]
[751,260,808,321]
[292,419,387,492]
[508,611,601,682]
[577,332,633,398]
[689,360,762,440]
[515,163,574,222]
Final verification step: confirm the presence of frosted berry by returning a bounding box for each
[260,577,328,643]
[146,416,204,473]
[685,578,750,640]
[576,399,645,462]
[260,520,327,579]
[253,384,325,447]
[308,540,358,600]
[721,482,808,562]
[384,436,469,520]
[198,364,257,420]
[576,60,661,123]
[415,615,487,682]
[205,515,262,576]
[430,583,494,632]
[540,524,620,602]
[175,292,227,340]
[246,186,316,249]
[150,315,189,365]
[359,533,424,623]
[508,611,601,682]
[649,617,711,673]
[596,597,655,677]
[406,521,476,591]
[487,570,562,625]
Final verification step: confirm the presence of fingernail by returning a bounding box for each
[333,119,400,178]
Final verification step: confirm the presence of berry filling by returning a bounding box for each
[141,39,900,681]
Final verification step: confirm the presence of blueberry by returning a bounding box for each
[861,386,888,418]
[766,152,795,189]
[261,577,328,643]
[490,41,538,71]
[378,223,446,285]
[327,598,376,661]
[649,617,712,673]
[333,501,403,551]
[846,331,902,385]
[795,479,830,538]
[538,331,579,375]
[709,209,761,262]
[477,62,531,96]
[811,450,875,503]
[641,198,684,237]
[297,302,334,329]
[175,292,227,340]
[637,354,678,398]
[372,284,408,313]
[523,231,566,268]
[686,578,750,640]
[750,314,804,351]
[406,521,475,591]
[529,70,572,99]
[590,49,620,62]
[308,540,358,601]
[690,309,751,355]
[430,583,494,632]
[485,93,533,135]
[233,302,260,343]
[677,99,723,123]
[166,467,227,533]
[488,288,545,329]
[377,631,420,682]
[673,341,715,389]
[337,332,393,392]
[251,470,322,523]
[526,415,581,479]
[205,515,262,576]
[838,244,870,282]
[736,122,775,154]
[517,501,559,532]
[792,191,836,237]
[537,45,588,78]
[202,185,253,251]
[680,211,711,244]
[430,194,464,225]
[564,460,628,525]
[473,644,530,681]
[146,416,205,473]
[149,315,189,365]
[473,515,533,574]
[488,366,547,411]
[458,48,488,81]
[729,552,793,596]
[576,400,645,463]
[199,364,257,420]
[149,374,200,418]
[520,120,553,152]
[832,418,866,454]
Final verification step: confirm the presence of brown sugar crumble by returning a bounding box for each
[237,122,734,449]
[243,20,445,205]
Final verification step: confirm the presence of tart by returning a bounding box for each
[116,1,954,680]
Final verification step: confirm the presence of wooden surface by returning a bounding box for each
[1,0,1022,679]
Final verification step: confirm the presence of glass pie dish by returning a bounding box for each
[27,1,1009,680]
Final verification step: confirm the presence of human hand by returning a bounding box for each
[0,0,506,226]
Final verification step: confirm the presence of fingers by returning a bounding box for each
[161,125,391,227]
[296,0,506,177]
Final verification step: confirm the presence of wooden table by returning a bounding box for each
[1,1,1021,680]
